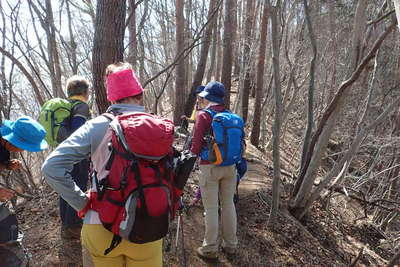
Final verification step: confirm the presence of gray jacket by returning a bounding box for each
[41,104,145,213]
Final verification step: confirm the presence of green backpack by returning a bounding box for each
[39,98,79,147]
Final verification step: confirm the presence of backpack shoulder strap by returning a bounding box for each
[68,99,84,110]
[203,108,217,119]
[102,112,115,122]
[68,98,82,104]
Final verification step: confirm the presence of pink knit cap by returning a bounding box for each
[106,69,144,102]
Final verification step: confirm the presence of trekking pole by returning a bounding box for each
[175,198,184,253]
[175,212,181,253]
[179,208,187,267]
[181,209,187,267]
[175,198,187,267]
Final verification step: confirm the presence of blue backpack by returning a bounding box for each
[200,109,244,166]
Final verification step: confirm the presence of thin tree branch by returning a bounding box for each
[0,46,44,105]
[142,0,222,88]
[367,9,395,25]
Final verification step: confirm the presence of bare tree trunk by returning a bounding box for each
[206,12,219,82]
[215,15,223,81]
[349,0,367,73]
[221,0,236,108]
[327,0,337,102]
[137,0,149,80]
[183,0,219,117]
[0,0,7,120]
[127,0,138,70]
[65,0,78,74]
[299,0,317,171]
[250,1,259,101]
[92,0,126,113]
[269,4,283,225]
[240,0,255,122]
[250,2,269,147]
[232,1,240,78]
[184,1,191,97]
[45,0,64,98]
[174,0,185,123]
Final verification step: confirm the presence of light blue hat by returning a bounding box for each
[0,116,48,152]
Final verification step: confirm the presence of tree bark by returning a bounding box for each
[221,0,236,108]
[299,0,317,171]
[215,14,223,81]
[206,11,219,82]
[0,0,7,120]
[173,0,185,123]
[127,0,138,70]
[240,0,255,123]
[349,0,367,73]
[137,0,149,80]
[250,2,269,147]
[45,0,64,98]
[65,0,78,74]
[327,0,337,103]
[92,0,126,113]
[269,5,283,225]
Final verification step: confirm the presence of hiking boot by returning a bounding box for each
[61,225,82,240]
[196,247,218,260]
[221,246,236,255]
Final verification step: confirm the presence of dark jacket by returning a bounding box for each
[0,141,10,166]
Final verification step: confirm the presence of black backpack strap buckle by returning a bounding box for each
[104,234,122,255]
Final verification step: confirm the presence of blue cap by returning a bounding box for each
[1,116,48,152]
[198,81,225,104]
[195,85,205,95]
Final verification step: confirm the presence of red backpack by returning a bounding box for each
[90,112,181,254]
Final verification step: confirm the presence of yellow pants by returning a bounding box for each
[81,224,162,267]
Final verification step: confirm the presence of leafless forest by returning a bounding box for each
[1,0,400,266]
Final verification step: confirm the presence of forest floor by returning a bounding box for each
[15,137,398,266]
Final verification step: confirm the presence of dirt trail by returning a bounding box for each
[164,154,275,267]
[17,145,395,266]
[163,145,394,266]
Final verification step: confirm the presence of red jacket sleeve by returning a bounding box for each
[190,110,212,155]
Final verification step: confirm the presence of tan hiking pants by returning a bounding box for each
[199,164,238,252]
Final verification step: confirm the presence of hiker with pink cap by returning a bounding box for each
[106,68,143,103]
[42,62,177,267]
